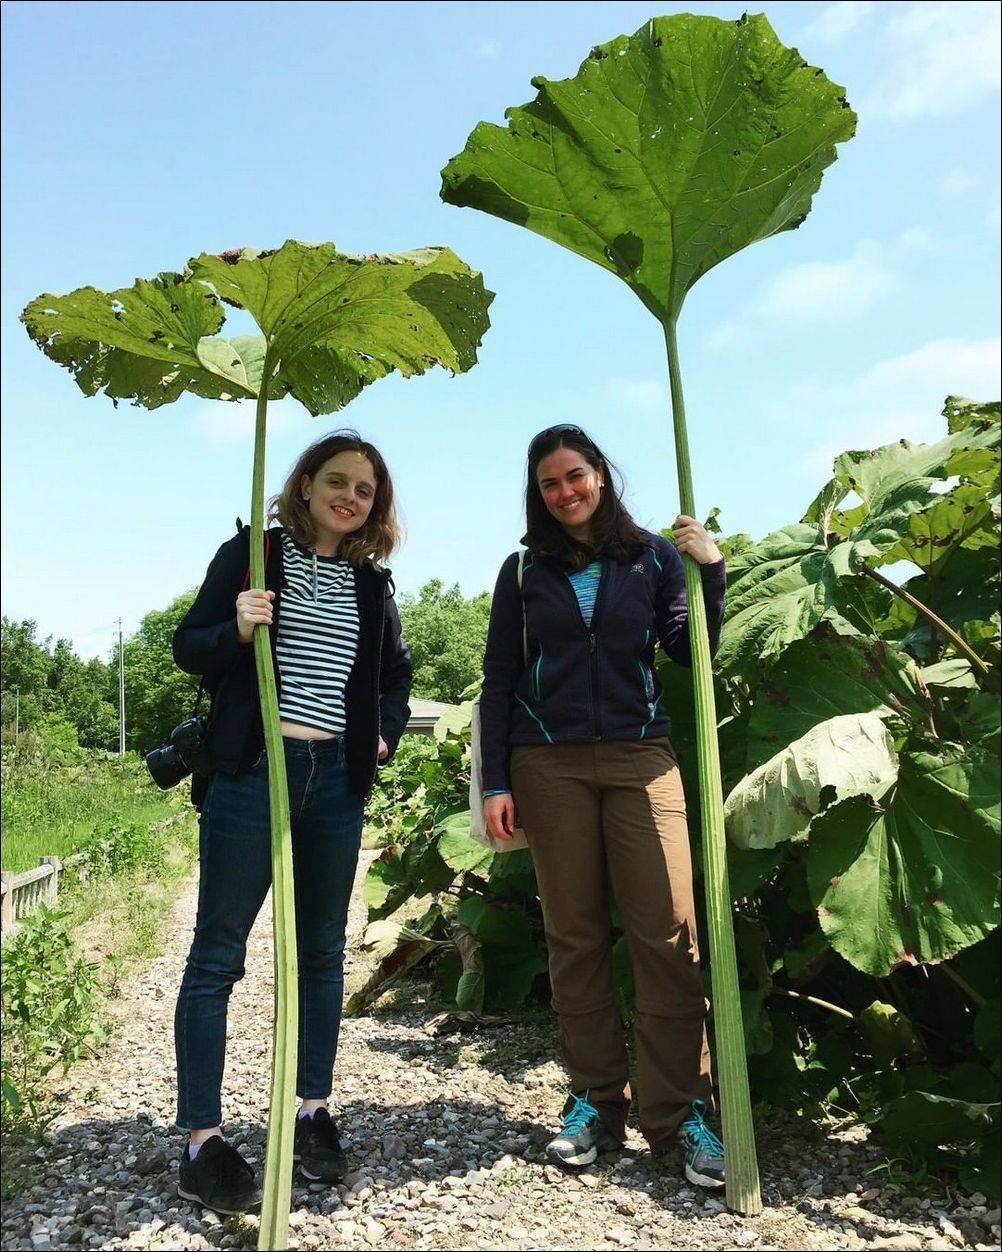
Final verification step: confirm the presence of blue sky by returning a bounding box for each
[2,0,1000,659]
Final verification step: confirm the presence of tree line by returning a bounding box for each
[1,580,490,755]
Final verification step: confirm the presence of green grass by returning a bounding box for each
[1,747,180,872]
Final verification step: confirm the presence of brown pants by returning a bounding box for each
[510,738,713,1148]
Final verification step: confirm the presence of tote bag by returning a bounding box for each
[469,550,529,853]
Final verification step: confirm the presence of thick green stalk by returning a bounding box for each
[664,320,761,1216]
[252,369,298,1252]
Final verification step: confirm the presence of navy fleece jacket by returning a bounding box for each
[479,531,726,793]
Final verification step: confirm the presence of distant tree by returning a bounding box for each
[398,580,491,704]
[1,618,51,730]
[48,639,117,749]
[122,591,198,753]
[1,618,116,747]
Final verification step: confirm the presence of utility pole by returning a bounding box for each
[118,618,126,757]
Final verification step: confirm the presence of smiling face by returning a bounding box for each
[536,445,605,537]
[302,451,377,554]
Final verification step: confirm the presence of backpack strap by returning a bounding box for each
[516,549,528,665]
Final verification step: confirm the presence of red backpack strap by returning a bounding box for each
[240,528,272,592]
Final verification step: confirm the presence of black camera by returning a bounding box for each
[145,716,212,790]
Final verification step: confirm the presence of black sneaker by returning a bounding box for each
[177,1136,261,1214]
[293,1108,349,1183]
[545,1091,621,1170]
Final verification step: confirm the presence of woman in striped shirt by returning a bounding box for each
[171,431,412,1214]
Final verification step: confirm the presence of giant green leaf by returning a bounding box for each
[807,743,1001,976]
[745,624,930,770]
[725,711,898,851]
[442,12,854,323]
[22,241,494,418]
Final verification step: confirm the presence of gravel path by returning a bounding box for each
[3,853,999,1252]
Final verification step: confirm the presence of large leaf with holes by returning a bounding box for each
[441,12,854,323]
[22,241,494,417]
[807,742,1001,976]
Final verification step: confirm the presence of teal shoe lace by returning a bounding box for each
[562,1092,600,1134]
[680,1100,724,1160]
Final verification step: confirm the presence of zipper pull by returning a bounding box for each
[589,634,597,653]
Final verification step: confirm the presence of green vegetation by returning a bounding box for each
[1,801,197,1150]
[360,398,1001,1201]
[22,237,494,1250]
[1,745,178,872]
[442,12,859,1211]
[399,580,491,704]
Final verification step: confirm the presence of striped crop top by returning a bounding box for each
[276,533,360,734]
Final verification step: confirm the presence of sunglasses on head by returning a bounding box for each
[527,424,593,457]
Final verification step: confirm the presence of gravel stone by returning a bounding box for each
[1,848,989,1252]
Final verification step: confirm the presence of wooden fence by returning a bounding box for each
[1,812,188,938]
[1,849,90,937]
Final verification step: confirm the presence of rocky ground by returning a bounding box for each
[2,851,999,1252]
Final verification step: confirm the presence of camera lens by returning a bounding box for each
[145,743,192,790]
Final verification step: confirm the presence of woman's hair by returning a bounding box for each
[269,429,401,565]
[522,427,650,570]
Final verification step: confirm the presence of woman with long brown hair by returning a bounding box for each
[479,424,727,1187]
[170,430,411,1213]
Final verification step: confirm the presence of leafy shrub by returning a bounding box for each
[72,819,170,879]
[1,907,105,1139]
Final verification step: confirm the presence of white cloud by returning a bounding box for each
[941,168,979,198]
[186,397,310,444]
[861,337,1001,393]
[897,226,934,253]
[759,242,895,320]
[705,318,754,352]
[800,1,876,45]
[604,379,668,412]
[862,2,1001,123]
[470,35,502,61]
[796,335,1001,478]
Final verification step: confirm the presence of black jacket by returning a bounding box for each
[172,526,412,806]
[480,531,726,792]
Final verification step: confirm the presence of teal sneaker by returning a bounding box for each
[546,1091,620,1170]
[678,1100,725,1188]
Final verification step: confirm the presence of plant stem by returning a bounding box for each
[772,987,854,1021]
[862,567,991,678]
[940,963,986,1008]
[664,320,761,1216]
[252,368,298,1252]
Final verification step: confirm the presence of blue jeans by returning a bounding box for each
[175,736,364,1130]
